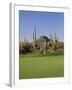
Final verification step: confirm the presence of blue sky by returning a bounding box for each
[19,10,64,42]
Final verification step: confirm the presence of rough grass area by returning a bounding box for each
[19,54,64,79]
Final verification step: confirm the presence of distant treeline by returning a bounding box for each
[19,40,64,55]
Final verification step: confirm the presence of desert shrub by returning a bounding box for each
[19,42,33,54]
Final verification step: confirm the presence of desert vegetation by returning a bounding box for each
[19,29,64,55]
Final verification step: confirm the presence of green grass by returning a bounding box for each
[19,54,64,79]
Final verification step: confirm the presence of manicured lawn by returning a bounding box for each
[19,55,64,79]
